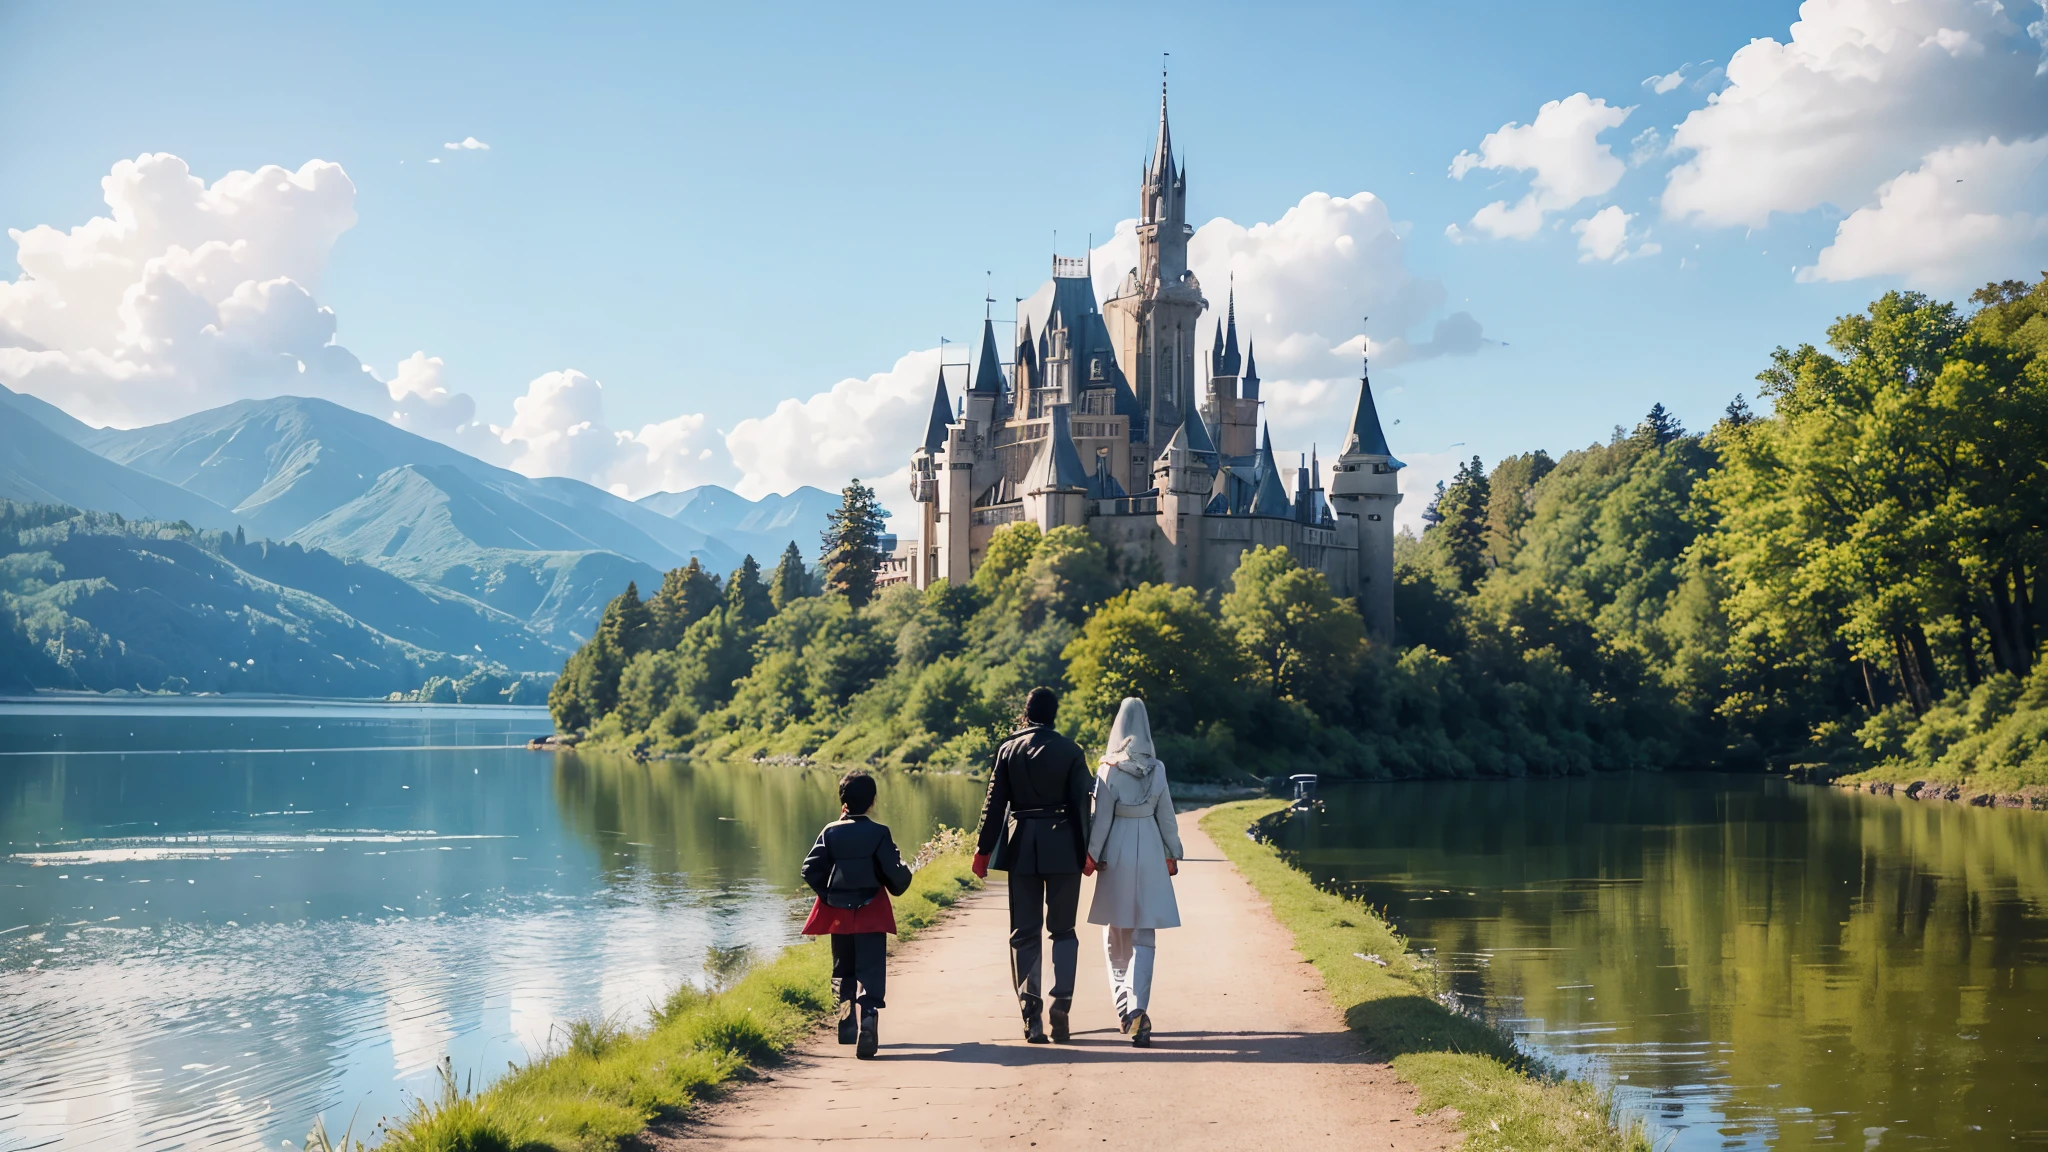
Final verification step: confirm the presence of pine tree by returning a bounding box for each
[1723,393,1755,427]
[769,541,809,611]
[1435,455,1491,593]
[821,479,888,609]
[1636,402,1685,446]
[603,581,654,658]
[651,559,720,648]
[725,554,773,625]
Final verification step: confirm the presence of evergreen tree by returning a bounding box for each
[820,479,888,609]
[1722,394,1756,427]
[1635,402,1685,446]
[651,559,720,649]
[768,541,809,611]
[1481,451,1554,568]
[725,554,773,626]
[603,581,654,658]
[1435,455,1492,593]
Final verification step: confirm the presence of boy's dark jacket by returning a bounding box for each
[802,814,914,910]
[974,722,1093,874]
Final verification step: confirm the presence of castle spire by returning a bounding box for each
[921,368,953,455]
[1147,70,1174,194]
[969,316,1005,394]
[1344,325,1396,458]
[1222,285,1241,376]
[1242,339,1260,400]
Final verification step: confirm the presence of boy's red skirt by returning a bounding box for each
[801,891,897,935]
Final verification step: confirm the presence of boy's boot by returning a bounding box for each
[836,999,857,1045]
[856,1007,880,1059]
[1048,998,1071,1043]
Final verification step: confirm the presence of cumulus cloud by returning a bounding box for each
[443,137,490,151]
[725,348,942,512]
[1662,0,2048,229]
[1800,134,2048,286]
[1570,205,1661,263]
[1447,94,1633,241]
[490,369,729,497]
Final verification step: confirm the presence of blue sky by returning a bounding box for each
[4,0,2045,518]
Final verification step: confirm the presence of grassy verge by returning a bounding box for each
[1202,801,1649,1152]
[368,836,980,1152]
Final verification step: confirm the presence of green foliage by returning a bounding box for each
[768,542,808,611]
[725,555,772,627]
[1064,583,1244,745]
[651,559,720,649]
[820,479,887,608]
[1219,546,1363,719]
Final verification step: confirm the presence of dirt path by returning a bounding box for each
[654,809,1457,1150]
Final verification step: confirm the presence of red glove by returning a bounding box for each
[1166,858,1178,877]
[1082,854,1097,877]
[971,854,989,879]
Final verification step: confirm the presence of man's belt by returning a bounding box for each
[1010,807,1070,819]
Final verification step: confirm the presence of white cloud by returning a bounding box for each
[1642,61,1720,95]
[1569,205,1660,263]
[725,348,942,512]
[490,369,730,496]
[1448,94,1634,240]
[1800,134,2048,285]
[443,137,490,151]
[1662,0,2048,229]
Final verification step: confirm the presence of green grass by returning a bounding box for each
[367,841,981,1152]
[1202,801,1651,1152]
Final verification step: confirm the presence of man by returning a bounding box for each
[973,686,1094,1044]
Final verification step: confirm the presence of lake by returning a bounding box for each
[0,699,984,1151]
[1271,772,2048,1149]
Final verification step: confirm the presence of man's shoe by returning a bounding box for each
[1023,1013,1049,1044]
[836,1001,857,1045]
[1048,1000,1071,1043]
[856,1008,879,1059]
[1130,1010,1152,1048]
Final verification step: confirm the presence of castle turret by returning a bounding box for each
[1025,404,1092,530]
[964,316,1004,427]
[1328,345,1403,639]
[1105,78,1206,458]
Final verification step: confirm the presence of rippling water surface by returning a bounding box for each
[0,698,983,1151]
[1274,773,2048,1150]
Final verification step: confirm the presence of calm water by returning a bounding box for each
[0,699,982,1151]
[1274,773,2048,1149]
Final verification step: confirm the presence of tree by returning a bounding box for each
[1635,403,1685,446]
[821,479,888,609]
[769,542,809,611]
[726,554,774,626]
[1482,451,1554,568]
[972,521,1042,597]
[1432,455,1491,592]
[1063,583,1244,740]
[1220,546,1365,718]
[652,559,721,649]
[602,581,654,658]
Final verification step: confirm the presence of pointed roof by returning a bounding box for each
[1087,450,1127,500]
[1250,425,1292,517]
[969,318,1005,394]
[1344,361,1397,460]
[1027,405,1092,492]
[921,369,952,455]
[1221,289,1242,377]
[1147,78,1175,189]
[1242,340,1260,400]
[1181,400,1219,463]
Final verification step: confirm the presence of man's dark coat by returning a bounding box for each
[974,722,1094,874]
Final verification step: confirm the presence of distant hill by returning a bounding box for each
[78,396,737,642]
[636,483,841,563]
[0,390,239,530]
[0,501,554,698]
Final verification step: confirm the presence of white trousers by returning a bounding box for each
[1103,926,1156,1018]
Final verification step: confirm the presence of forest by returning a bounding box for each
[549,275,2048,787]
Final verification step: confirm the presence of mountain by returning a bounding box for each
[636,484,841,563]
[0,392,240,530]
[80,396,738,641]
[0,502,552,697]
[0,383,99,443]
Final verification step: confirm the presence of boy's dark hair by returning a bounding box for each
[1022,686,1058,726]
[839,769,877,815]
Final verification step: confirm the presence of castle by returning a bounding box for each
[901,86,1403,639]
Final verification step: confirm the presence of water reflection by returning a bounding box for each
[0,701,983,1152]
[1275,773,2048,1149]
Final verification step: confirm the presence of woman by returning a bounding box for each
[1083,696,1182,1047]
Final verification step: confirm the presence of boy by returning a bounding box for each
[800,770,914,1059]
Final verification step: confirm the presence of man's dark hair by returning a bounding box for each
[839,769,877,815]
[1022,686,1059,726]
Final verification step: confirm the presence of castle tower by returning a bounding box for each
[1327,345,1403,640]
[1152,405,1216,585]
[1025,405,1092,530]
[1206,289,1259,458]
[1105,79,1206,453]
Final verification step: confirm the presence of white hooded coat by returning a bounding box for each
[1085,697,1183,930]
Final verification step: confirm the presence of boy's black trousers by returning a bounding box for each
[830,931,887,1010]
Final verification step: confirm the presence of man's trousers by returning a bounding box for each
[1006,871,1081,1018]
[829,931,887,1010]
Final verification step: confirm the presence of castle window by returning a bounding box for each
[1091,357,1105,381]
